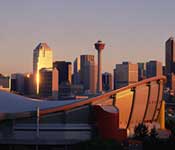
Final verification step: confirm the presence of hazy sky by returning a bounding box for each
[0,0,175,74]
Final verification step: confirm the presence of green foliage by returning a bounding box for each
[166,118,175,139]
[150,126,158,140]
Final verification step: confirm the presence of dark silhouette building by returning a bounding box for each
[102,72,113,91]
[39,68,52,97]
[146,60,162,78]
[138,63,146,81]
[53,61,72,85]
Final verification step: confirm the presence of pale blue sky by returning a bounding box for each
[0,0,175,74]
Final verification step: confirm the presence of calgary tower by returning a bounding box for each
[94,40,105,93]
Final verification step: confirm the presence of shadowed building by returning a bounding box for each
[39,68,59,99]
[73,57,81,85]
[146,60,162,78]
[166,37,175,75]
[165,37,175,92]
[114,62,138,89]
[102,72,113,91]
[39,68,52,97]
[138,62,146,81]
[33,43,53,95]
[53,61,72,87]
[0,74,10,91]
[11,73,25,94]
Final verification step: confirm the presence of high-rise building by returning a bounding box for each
[138,63,146,81]
[166,37,175,74]
[0,74,10,91]
[39,68,52,97]
[102,72,113,91]
[33,43,53,94]
[11,73,25,94]
[165,37,175,91]
[80,55,97,94]
[38,68,59,99]
[114,62,138,89]
[146,60,162,78]
[53,61,72,85]
[52,67,59,99]
[94,40,105,93]
[73,57,81,85]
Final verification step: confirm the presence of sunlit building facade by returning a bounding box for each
[80,55,97,94]
[33,43,53,94]
[114,62,138,89]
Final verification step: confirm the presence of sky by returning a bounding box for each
[0,0,175,74]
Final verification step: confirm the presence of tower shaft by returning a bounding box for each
[97,50,102,93]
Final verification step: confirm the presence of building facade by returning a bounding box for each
[53,61,72,85]
[0,74,10,91]
[33,43,53,95]
[73,57,81,85]
[138,62,146,81]
[114,62,138,89]
[146,60,162,78]
[80,55,97,94]
[102,72,113,91]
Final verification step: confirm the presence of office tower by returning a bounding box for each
[166,37,175,74]
[138,62,146,81]
[52,67,59,99]
[11,73,25,94]
[114,62,138,89]
[94,40,105,93]
[102,72,113,91]
[33,43,53,94]
[0,74,10,91]
[166,37,175,89]
[80,55,97,94]
[73,57,81,85]
[146,60,162,78]
[39,68,52,97]
[53,61,72,85]
[23,73,35,95]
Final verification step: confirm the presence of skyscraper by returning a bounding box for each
[33,43,53,94]
[138,62,146,81]
[53,61,72,85]
[114,62,138,89]
[102,72,113,91]
[166,37,175,74]
[165,37,175,90]
[80,55,97,94]
[0,74,10,91]
[73,57,81,85]
[146,60,162,78]
[39,68,53,97]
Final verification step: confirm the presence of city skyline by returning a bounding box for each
[1,0,175,74]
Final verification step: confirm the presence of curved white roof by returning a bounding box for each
[0,90,77,113]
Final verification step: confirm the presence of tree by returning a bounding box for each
[134,123,149,140]
[150,127,158,139]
